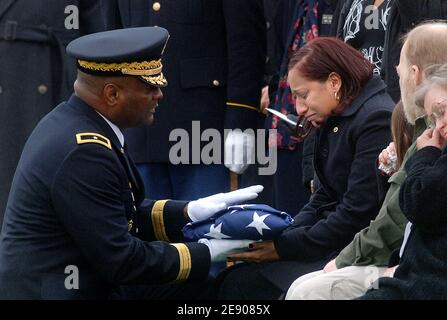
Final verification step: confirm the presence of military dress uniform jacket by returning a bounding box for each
[100,0,266,163]
[274,76,394,262]
[0,95,210,300]
[0,0,103,226]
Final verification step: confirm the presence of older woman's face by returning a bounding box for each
[425,85,447,140]
[288,67,340,127]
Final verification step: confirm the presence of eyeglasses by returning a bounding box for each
[266,108,314,141]
[431,98,447,120]
[294,116,314,140]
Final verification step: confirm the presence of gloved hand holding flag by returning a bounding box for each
[198,239,254,262]
[187,185,264,222]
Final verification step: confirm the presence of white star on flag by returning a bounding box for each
[205,223,231,239]
[246,212,271,236]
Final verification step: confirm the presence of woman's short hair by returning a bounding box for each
[414,63,447,111]
[288,37,373,107]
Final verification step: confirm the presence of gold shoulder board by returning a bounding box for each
[76,132,112,150]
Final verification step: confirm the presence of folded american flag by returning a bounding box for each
[183,204,294,241]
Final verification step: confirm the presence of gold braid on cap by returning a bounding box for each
[78,59,163,76]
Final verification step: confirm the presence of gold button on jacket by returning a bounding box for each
[38,85,48,95]
[152,2,161,11]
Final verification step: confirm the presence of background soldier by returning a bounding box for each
[100,0,266,202]
[0,0,103,226]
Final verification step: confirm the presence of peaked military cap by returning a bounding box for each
[66,27,169,87]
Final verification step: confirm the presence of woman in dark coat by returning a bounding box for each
[215,37,394,300]
[361,64,447,300]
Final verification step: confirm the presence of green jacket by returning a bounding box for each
[336,117,427,268]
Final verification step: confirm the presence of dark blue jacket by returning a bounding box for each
[275,75,394,261]
[0,95,209,299]
[0,0,103,227]
[100,0,266,163]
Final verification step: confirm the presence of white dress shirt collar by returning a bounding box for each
[96,112,125,147]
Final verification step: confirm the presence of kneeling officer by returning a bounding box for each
[0,27,262,299]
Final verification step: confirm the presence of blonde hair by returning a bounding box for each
[403,22,447,71]
[414,64,447,111]
[400,22,447,123]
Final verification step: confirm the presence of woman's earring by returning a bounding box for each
[334,91,340,101]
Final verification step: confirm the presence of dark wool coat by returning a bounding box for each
[0,0,103,226]
[363,145,447,299]
[100,0,266,164]
[0,95,209,299]
[217,76,394,298]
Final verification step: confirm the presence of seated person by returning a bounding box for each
[213,37,394,300]
[284,23,447,300]
[361,63,447,300]
[286,100,415,300]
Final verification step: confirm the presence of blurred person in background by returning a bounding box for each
[100,0,266,202]
[0,0,102,227]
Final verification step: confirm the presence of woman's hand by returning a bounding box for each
[323,259,338,273]
[378,142,397,175]
[416,128,445,150]
[383,265,398,278]
[378,142,395,167]
[227,241,280,263]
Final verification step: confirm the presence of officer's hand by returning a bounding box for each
[227,241,279,263]
[187,185,264,222]
[224,130,255,174]
[199,239,254,262]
